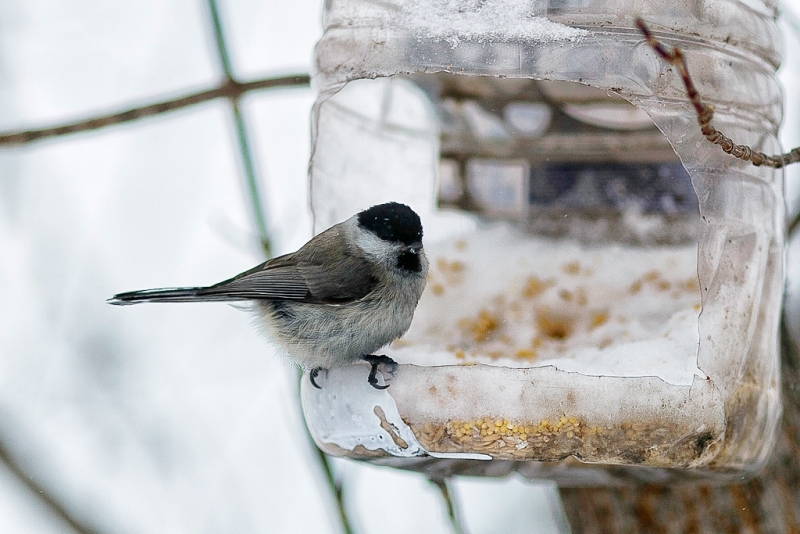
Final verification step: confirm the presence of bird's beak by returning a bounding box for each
[407,242,423,254]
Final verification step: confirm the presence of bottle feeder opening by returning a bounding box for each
[430,76,698,245]
[302,2,784,484]
[352,74,704,386]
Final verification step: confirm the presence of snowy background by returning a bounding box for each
[0,1,798,533]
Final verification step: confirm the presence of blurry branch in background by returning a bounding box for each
[0,0,313,257]
[0,74,308,147]
[1,2,337,531]
[0,431,104,534]
[0,70,309,258]
[636,17,800,170]
[0,68,307,258]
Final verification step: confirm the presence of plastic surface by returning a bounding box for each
[302,0,785,483]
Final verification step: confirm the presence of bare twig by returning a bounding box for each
[636,18,800,168]
[0,74,309,147]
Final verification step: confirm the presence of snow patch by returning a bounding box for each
[401,0,589,48]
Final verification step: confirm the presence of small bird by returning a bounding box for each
[109,202,428,389]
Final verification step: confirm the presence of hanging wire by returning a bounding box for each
[428,477,467,534]
[203,1,353,531]
[429,477,468,534]
[205,0,271,257]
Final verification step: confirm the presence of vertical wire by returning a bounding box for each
[205,0,271,257]
[206,0,234,78]
[231,99,271,257]
[430,477,467,534]
[203,2,353,532]
[295,370,355,534]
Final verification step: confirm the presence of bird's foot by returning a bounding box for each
[361,355,398,390]
[309,367,327,389]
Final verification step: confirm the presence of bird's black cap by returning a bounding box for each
[357,202,423,246]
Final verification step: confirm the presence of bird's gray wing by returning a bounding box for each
[108,224,378,305]
[198,251,379,303]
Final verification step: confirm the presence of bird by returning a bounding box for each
[109,202,428,389]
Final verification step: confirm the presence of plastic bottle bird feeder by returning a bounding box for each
[301,0,785,483]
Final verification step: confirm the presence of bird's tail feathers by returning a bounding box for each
[107,287,247,306]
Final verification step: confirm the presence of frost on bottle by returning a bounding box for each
[301,0,785,482]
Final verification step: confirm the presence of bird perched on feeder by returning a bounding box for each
[109,202,428,390]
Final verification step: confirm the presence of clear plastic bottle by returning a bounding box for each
[302,0,784,482]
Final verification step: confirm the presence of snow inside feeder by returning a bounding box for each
[301,0,785,482]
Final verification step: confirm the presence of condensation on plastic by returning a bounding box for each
[302,0,785,482]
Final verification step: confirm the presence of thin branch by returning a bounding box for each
[0,430,103,534]
[636,18,800,168]
[0,74,309,147]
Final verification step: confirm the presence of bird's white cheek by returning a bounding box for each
[352,228,398,263]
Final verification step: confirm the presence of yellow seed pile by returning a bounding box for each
[408,415,718,465]
[410,415,593,459]
[448,416,582,444]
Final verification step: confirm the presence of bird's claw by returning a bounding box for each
[309,367,326,389]
[362,355,397,389]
